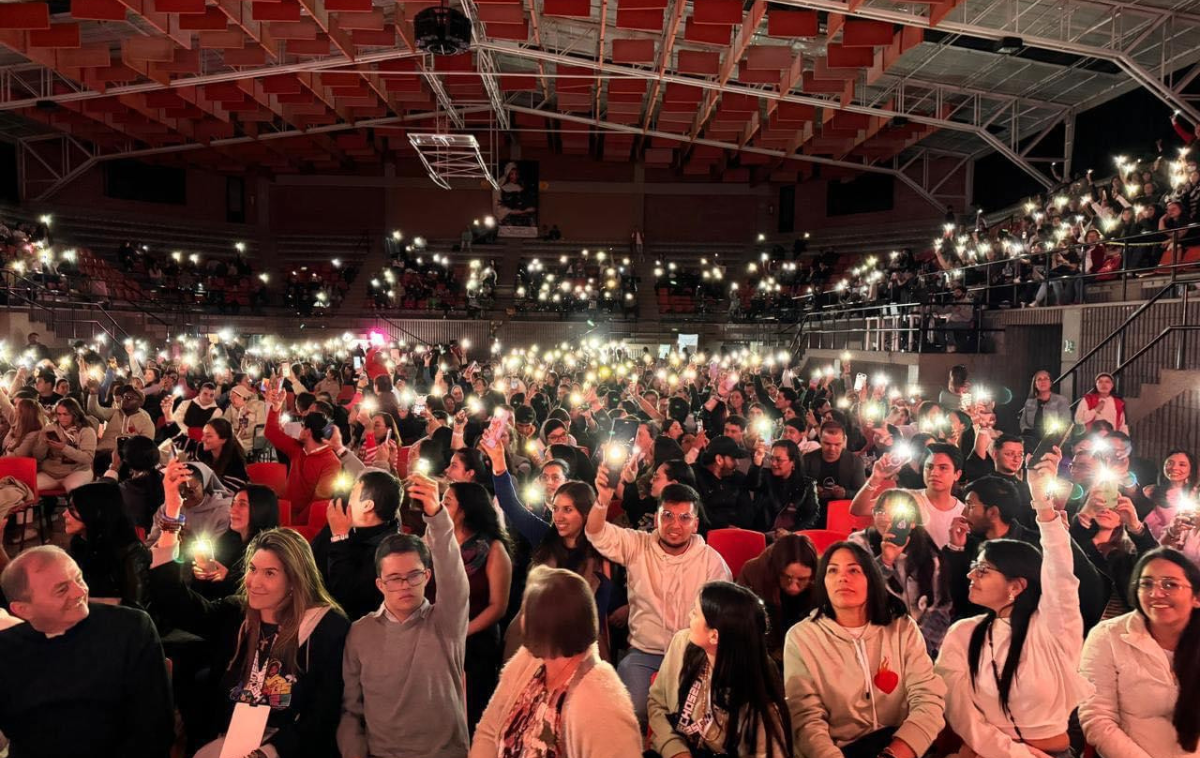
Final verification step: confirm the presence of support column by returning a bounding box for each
[1063,110,1076,181]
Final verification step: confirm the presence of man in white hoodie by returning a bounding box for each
[588,470,731,725]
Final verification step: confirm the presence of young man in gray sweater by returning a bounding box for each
[336,472,469,758]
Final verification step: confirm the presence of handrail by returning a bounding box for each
[1050,281,1180,388]
[1109,324,1200,381]
[0,270,133,341]
[374,314,435,348]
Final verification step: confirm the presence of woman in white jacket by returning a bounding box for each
[1079,547,1200,758]
[934,449,1090,758]
[783,541,946,758]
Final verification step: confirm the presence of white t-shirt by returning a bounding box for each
[902,489,965,548]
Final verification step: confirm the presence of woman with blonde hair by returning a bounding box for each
[470,565,641,758]
[148,460,349,758]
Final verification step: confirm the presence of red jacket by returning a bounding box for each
[264,406,340,524]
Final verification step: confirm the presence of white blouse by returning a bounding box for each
[934,516,1093,758]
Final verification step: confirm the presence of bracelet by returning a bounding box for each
[159,511,186,527]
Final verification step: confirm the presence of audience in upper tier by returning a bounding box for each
[4,327,1200,758]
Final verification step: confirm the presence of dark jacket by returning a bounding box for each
[1069,518,1159,614]
[311,520,399,620]
[799,449,866,500]
[69,538,150,610]
[148,562,350,757]
[691,462,762,531]
[943,519,1109,632]
[754,468,821,532]
[119,471,166,532]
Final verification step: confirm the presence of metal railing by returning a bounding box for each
[0,269,138,343]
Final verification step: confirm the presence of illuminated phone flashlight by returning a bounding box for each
[872,373,889,387]
[1179,496,1197,513]
[887,500,912,519]
[891,442,914,465]
[192,538,215,565]
[1043,418,1063,437]
[524,483,545,503]
[606,444,628,466]
[836,397,851,409]
[360,398,378,414]
[525,440,541,455]
[415,458,432,475]
[1044,478,1063,498]
[333,472,354,496]
[172,385,184,397]
[823,366,835,377]
[755,419,773,438]
[87,367,102,382]
[1095,465,1116,484]
[1092,438,1112,455]
[468,397,483,414]
[569,392,583,407]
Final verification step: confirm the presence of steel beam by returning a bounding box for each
[506,104,947,210]
[0,50,425,112]
[483,41,1053,187]
[765,0,1200,123]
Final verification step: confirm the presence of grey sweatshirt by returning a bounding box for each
[336,506,470,758]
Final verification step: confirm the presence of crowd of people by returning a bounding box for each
[369,241,476,315]
[0,325,1197,758]
[512,252,641,319]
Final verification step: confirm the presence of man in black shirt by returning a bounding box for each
[799,421,866,507]
[33,368,62,413]
[0,546,173,758]
[690,435,762,531]
[312,470,402,620]
[963,432,1033,512]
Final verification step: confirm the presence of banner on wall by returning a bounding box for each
[494,160,539,238]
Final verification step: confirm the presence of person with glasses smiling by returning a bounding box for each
[934,448,1091,758]
[588,468,731,727]
[1080,547,1200,758]
[337,470,471,758]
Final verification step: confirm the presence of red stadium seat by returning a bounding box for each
[246,462,288,499]
[795,529,850,555]
[0,457,40,548]
[277,499,292,527]
[707,528,766,578]
[295,499,330,541]
[826,499,873,533]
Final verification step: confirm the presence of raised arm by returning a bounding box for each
[481,433,551,546]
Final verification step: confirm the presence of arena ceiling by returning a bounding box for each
[2,0,1200,201]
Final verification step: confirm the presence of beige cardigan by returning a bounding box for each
[783,613,945,758]
[469,646,641,758]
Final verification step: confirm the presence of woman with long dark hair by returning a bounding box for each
[147,460,348,757]
[852,489,953,656]
[784,542,946,758]
[63,480,149,608]
[1141,450,1197,540]
[736,533,818,664]
[649,581,792,757]
[198,418,248,491]
[436,478,512,733]
[480,434,612,656]
[934,450,1089,758]
[193,483,281,599]
[1080,547,1200,758]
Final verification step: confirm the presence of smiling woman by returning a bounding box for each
[1080,548,1200,758]
[145,461,349,758]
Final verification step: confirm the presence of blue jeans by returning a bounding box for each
[617,647,664,726]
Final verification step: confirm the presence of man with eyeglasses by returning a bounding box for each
[337,470,469,758]
[943,473,1107,629]
[589,471,731,726]
[756,439,820,538]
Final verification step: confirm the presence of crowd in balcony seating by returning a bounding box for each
[513,251,640,319]
[368,239,479,315]
[1,324,1199,758]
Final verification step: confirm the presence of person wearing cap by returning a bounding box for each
[85,382,154,472]
[224,383,266,455]
[688,434,766,532]
[265,388,341,524]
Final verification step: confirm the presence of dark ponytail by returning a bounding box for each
[966,539,1042,717]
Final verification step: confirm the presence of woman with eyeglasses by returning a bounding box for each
[852,489,954,657]
[479,434,613,661]
[784,540,946,758]
[736,533,818,664]
[934,449,1090,758]
[1079,547,1200,758]
[648,582,793,758]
